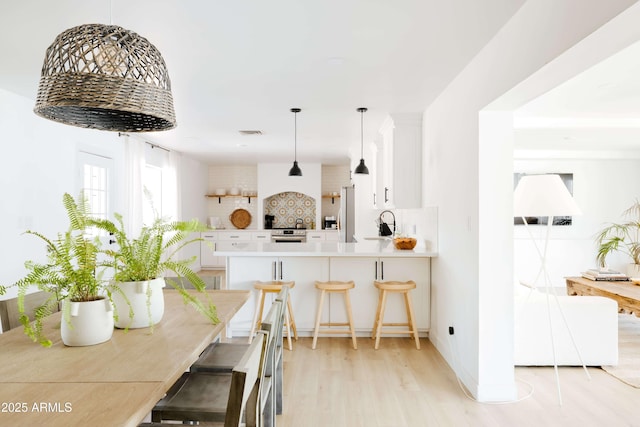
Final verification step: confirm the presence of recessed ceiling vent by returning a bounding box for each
[239,130,262,135]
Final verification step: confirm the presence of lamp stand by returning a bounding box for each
[520,215,591,406]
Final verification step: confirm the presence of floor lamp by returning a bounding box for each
[513,174,589,405]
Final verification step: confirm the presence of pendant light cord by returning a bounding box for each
[294,110,298,161]
[360,109,364,158]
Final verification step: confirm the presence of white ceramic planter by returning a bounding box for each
[111,278,166,329]
[61,297,114,347]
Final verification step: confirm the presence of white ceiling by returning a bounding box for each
[0,0,525,165]
[514,39,640,154]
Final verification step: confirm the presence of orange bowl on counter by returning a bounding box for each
[393,237,417,250]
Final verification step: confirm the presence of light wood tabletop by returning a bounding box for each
[0,289,250,427]
[566,276,640,316]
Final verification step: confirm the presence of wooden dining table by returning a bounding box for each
[0,289,250,427]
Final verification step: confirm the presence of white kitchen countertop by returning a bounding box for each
[214,241,437,257]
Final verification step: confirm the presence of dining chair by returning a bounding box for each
[192,286,289,418]
[141,331,265,427]
[150,303,279,426]
[0,291,59,333]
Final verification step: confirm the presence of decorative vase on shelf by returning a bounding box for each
[110,278,166,329]
[61,297,114,347]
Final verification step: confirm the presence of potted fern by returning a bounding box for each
[91,213,218,329]
[3,193,114,347]
[596,199,640,276]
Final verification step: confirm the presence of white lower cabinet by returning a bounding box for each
[329,257,430,331]
[328,258,378,330]
[226,256,329,335]
[226,255,430,336]
[279,257,329,331]
[200,233,225,269]
[377,257,430,330]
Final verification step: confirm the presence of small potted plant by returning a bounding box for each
[90,212,219,329]
[4,193,114,347]
[596,199,640,276]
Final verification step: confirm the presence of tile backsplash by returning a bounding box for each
[264,192,316,228]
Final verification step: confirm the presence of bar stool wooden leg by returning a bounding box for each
[373,280,420,350]
[249,289,266,343]
[374,289,388,350]
[343,289,357,350]
[404,291,420,349]
[371,288,384,339]
[287,298,298,340]
[312,289,326,350]
[284,307,293,351]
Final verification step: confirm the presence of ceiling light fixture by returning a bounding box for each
[354,107,369,175]
[288,108,302,176]
[34,23,176,132]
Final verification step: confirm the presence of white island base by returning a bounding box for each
[216,241,436,339]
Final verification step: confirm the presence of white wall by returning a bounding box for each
[0,88,124,298]
[206,165,258,230]
[423,0,640,401]
[180,154,209,271]
[0,88,209,299]
[514,156,640,287]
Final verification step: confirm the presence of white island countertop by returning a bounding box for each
[215,241,437,257]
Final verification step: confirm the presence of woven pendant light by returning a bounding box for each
[34,23,176,132]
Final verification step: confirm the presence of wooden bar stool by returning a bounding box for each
[312,280,357,350]
[250,280,298,350]
[371,280,420,350]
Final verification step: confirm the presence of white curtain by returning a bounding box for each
[164,150,182,221]
[125,136,145,238]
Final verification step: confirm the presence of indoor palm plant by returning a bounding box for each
[3,193,114,347]
[90,212,219,329]
[596,199,640,275]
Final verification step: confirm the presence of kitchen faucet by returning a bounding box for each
[378,210,396,236]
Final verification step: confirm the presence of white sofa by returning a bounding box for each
[514,286,618,366]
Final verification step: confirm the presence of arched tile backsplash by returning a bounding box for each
[264,191,316,228]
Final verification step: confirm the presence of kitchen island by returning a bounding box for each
[216,241,436,337]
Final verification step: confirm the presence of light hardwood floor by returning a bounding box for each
[277,337,640,427]
[203,271,640,426]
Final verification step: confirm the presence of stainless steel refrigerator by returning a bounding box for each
[339,185,356,242]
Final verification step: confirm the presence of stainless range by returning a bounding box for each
[270,228,307,243]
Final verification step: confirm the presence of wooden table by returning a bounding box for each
[566,276,640,316]
[0,289,250,427]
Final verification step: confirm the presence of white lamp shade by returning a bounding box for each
[513,174,582,217]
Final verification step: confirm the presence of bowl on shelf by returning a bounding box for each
[393,237,417,250]
[229,187,240,196]
[214,188,226,196]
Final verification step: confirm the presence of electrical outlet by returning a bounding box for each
[448,326,454,335]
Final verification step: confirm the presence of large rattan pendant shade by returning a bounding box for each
[34,24,176,132]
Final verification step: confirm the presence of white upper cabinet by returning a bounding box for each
[377,113,422,209]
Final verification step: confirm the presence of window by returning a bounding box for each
[83,163,108,221]
[78,151,113,237]
[143,163,163,225]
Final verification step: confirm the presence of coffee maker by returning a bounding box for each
[264,214,275,229]
[323,216,337,229]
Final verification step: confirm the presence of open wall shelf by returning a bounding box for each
[206,195,256,203]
